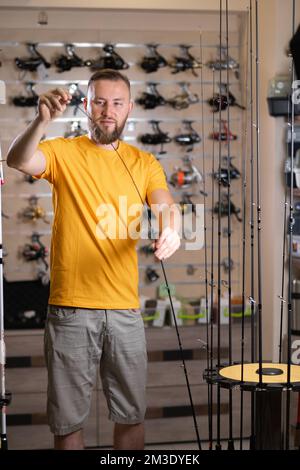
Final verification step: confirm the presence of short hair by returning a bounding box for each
[87,69,131,94]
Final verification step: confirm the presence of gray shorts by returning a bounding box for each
[44,305,147,436]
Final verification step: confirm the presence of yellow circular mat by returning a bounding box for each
[219,363,300,384]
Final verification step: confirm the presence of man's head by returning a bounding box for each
[84,69,133,146]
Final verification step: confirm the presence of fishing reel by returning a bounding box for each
[136,83,166,110]
[167,82,199,110]
[206,45,240,78]
[174,121,201,152]
[19,196,50,224]
[90,44,129,70]
[12,82,39,107]
[213,193,242,222]
[64,121,87,138]
[68,83,85,115]
[179,193,197,214]
[21,232,49,269]
[168,45,202,77]
[221,257,234,273]
[15,43,51,72]
[170,156,207,196]
[145,267,160,283]
[214,157,241,186]
[24,174,37,184]
[210,120,237,141]
[139,243,155,257]
[208,83,245,112]
[140,44,168,73]
[55,44,92,72]
[139,120,171,154]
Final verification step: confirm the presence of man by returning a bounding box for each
[6,69,181,450]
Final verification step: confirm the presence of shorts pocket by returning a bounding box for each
[47,305,77,324]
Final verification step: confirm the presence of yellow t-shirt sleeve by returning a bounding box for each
[146,154,168,203]
[34,139,59,184]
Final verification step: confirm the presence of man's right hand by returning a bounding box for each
[38,88,72,123]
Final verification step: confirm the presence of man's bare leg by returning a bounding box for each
[54,429,84,450]
[114,423,144,450]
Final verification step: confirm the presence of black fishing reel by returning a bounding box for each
[22,232,49,269]
[167,82,199,110]
[55,44,92,72]
[140,44,167,73]
[174,121,201,152]
[206,45,240,78]
[169,45,201,77]
[91,44,129,70]
[210,120,238,141]
[208,83,245,112]
[214,157,241,186]
[139,120,171,154]
[179,193,197,214]
[213,193,242,222]
[139,243,155,256]
[145,267,160,283]
[136,83,166,110]
[68,83,85,115]
[15,43,51,72]
[64,121,86,138]
[221,257,234,273]
[12,82,39,107]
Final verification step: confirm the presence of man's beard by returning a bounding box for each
[88,116,127,145]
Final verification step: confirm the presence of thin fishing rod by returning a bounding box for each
[225,0,234,451]
[216,0,223,451]
[209,66,217,451]
[254,0,263,387]
[285,0,296,451]
[249,0,256,450]
[239,7,250,451]
[76,104,202,450]
[199,31,213,451]
[278,101,290,364]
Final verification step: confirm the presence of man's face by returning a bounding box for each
[84,79,133,145]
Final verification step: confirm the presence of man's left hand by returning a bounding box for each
[154,227,181,260]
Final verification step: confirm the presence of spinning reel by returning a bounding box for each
[167,82,199,110]
[55,44,92,72]
[169,45,202,77]
[139,120,171,154]
[90,44,129,70]
[12,82,38,108]
[68,83,85,115]
[213,193,242,222]
[206,45,240,78]
[210,120,237,141]
[22,232,49,269]
[174,121,201,152]
[140,44,167,73]
[145,266,160,283]
[15,43,51,72]
[20,196,50,224]
[136,83,166,110]
[208,83,245,112]
[170,156,207,196]
[214,156,241,186]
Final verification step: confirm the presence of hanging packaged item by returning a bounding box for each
[285,149,300,188]
[267,75,300,117]
[286,124,300,158]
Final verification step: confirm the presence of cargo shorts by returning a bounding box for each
[44,305,147,436]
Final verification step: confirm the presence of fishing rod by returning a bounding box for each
[76,103,202,450]
[225,0,234,451]
[216,0,223,451]
[285,0,296,451]
[239,6,250,451]
[199,31,212,451]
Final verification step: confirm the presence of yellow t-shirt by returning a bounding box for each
[36,135,168,308]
